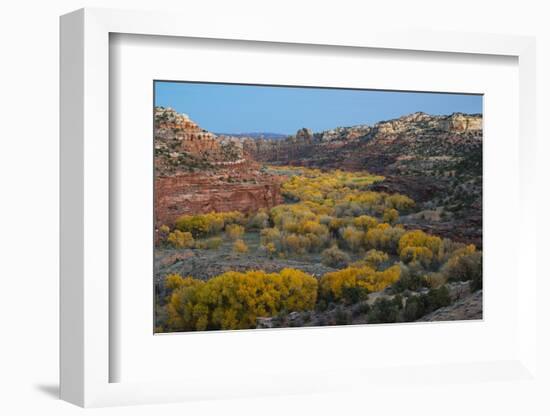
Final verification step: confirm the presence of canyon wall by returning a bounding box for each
[154,108,285,228]
[245,112,482,169]
[155,172,283,227]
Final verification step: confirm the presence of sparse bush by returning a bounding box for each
[382,208,399,224]
[315,299,328,312]
[233,239,249,254]
[158,224,170,242]
[390,263,427,293]
[334,307,352,325]
[321,245,350,268]
[402,286,451,322]
[364,249,389,269]
[443,250,482,283]
[262,242,277,258]
[281,233,310,254]
[425,272,447,288]
[260,227,281,248]
[341,285,370,305]
[353,215,378,231]
[328,217,347,233]
[167,230,194,248]
[470,269,483,292]
[195,237,223,250]
[353,302,371,317]
[426,285,451,310]
[248,211,270,229]
[340,226,365,252]
[367,298,399,324]
[403,295,427,322]
[226,224,245,240]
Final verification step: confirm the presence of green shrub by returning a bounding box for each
[402,286,451,322]
[367,298,399,324]
[341,286,369,305]
[403,295,428,322]
[225,224,245,240]
[470,272,482,292]
[353,302,371,317]
[334,307,351,325]
[426,286,451,310]
[444,251,482,283]
[391,264,427,293]
[195,237,223,250]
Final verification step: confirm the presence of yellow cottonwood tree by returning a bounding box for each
[319,264,401,302]
[398,230,443,264]
[165,269,318,331]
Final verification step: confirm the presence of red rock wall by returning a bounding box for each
[155,173,283,228]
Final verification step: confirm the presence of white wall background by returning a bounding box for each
[0,0,548,414]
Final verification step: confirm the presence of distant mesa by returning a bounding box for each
[375,112,482,135]
[215,132,288,140]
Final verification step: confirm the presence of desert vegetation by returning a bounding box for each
[155,167,482,332]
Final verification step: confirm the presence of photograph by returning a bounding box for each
[153,81,483,333]
[0,0,544,412]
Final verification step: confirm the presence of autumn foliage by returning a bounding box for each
[319,264,401,303]
[175,211,245,237]
[165,269,318,331]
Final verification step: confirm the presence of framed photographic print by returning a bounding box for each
[60,7,539,409]
[152,81,483,334]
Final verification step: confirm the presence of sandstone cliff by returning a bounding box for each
[154,107,283,227]
[155,107,245,175]
[244,112,483,247]
[244,112,482,168]
[155,169,283,227]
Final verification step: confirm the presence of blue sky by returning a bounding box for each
[155,81,482,135]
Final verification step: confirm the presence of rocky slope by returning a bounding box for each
[244,112,483,247]
[255,281,479,329]
[245,112,481,172]
[417,290,482,321]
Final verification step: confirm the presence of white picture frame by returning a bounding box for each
[60,7,538,408]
